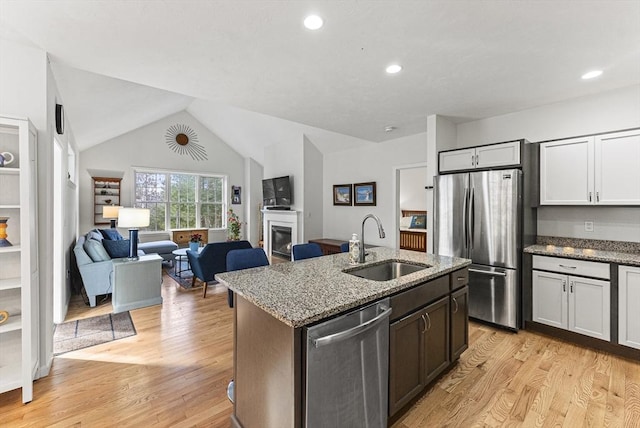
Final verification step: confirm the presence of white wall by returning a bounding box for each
[303,135,323,241]
[263,138,304,211]
[79,110,246,240]
[244,157,263,245]
[399,167,428,211]
[456,85,640,242]
[323,133,428,247]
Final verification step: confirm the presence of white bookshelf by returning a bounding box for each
[0,115,38,403]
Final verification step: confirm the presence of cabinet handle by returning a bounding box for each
[562,279,566,292]
[570,281,574,293]
[471,154,475,166]
[453,297,459,313]
[424,312,432,331]
[420,314,427,333]
[558,264,577,270]
[457,276,466,282]
[589,192,592,202]
[596,191,600,202]
[475,154,479,165]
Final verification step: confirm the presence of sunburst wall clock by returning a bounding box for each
[165,124,208,161]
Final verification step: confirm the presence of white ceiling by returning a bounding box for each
[2,1,640,159]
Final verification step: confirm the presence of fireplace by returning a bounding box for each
[262,209,301,262]
[271,226,292,260]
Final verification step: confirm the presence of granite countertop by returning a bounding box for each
[215,247,471,328]
[524,236,640,267]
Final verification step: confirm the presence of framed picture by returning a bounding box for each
[333,184,352,206]
[232,185,241,204]
[354,182,376,206]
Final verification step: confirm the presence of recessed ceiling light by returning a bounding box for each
[384,126,396,132]
[304,15,323,30]
[582,70,603,80]
[386,64,402,74]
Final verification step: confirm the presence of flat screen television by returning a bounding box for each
[262,175,292,208]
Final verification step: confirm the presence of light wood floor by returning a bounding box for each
[1,272,639,427]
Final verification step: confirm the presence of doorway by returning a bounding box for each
[394,163,430,252]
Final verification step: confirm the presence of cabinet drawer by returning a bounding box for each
[390,275,449,322]
[450,268,468,290]
[532,255,609,280]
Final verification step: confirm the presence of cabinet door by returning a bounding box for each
[595,129,640,205]
[475,141,521,169]
[450,286,469,361]
[439,148,476,173]
[568,275,610,340]
[540,136,594,205]
[532,270,568,329]
[423,296,450,385]
[619,266,640,349]
[389,309,425,417]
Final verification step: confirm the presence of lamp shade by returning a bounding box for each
[118,208,150,228]
[102,205,122,219]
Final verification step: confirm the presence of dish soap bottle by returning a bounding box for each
[349,233,361,264]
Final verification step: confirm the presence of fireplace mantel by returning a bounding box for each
[262,209,302,262]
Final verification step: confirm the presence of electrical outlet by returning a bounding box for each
[584,221,594,232]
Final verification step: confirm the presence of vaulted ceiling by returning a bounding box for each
[2,1,640,162]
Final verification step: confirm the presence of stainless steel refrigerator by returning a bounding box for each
[434,168,532,330]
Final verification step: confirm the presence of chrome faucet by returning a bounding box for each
[360,214,385,263]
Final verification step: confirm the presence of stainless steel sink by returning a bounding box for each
[344,260,431,281]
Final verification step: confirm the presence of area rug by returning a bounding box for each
[53,312,136,356]
[166,259,205,289]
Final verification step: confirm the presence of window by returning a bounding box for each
[134,169,226,231]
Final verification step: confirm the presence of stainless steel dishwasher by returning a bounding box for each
[305,298,391,428]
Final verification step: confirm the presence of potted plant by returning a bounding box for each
[227,209,241,241]
[189,233,202,252]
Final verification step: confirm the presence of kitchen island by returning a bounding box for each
[216,247,471,428]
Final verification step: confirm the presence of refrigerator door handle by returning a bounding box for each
[463,186,469,250]
[468,187,475,249]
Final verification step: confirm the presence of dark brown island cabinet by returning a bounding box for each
[388,268,469,418]
[229,265,469,427]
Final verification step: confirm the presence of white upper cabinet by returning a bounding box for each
[540,129,640,205]
[595,129,640,205]
[439,141,521,173]
[540,136,593,205]
[439,148,475,172]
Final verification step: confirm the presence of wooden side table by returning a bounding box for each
[112,254,163,313]
[309,238,347,255]
[172,228,209,248]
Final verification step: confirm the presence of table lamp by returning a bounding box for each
[117,207,150,260]
[102,205,122,228]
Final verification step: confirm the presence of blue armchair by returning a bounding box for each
[292,242,324,260]
[187,240,253,298]
[226,248,269,307]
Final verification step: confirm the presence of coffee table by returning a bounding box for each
[172,247,203,278]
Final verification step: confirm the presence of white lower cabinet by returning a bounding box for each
[532,256,610,341]
[619,266,640,349]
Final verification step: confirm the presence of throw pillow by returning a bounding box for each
[83,239,111,262]
[87,229,103,242]
[102,239,131,259]
[399,216,413,229]
[100,228,124,240]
